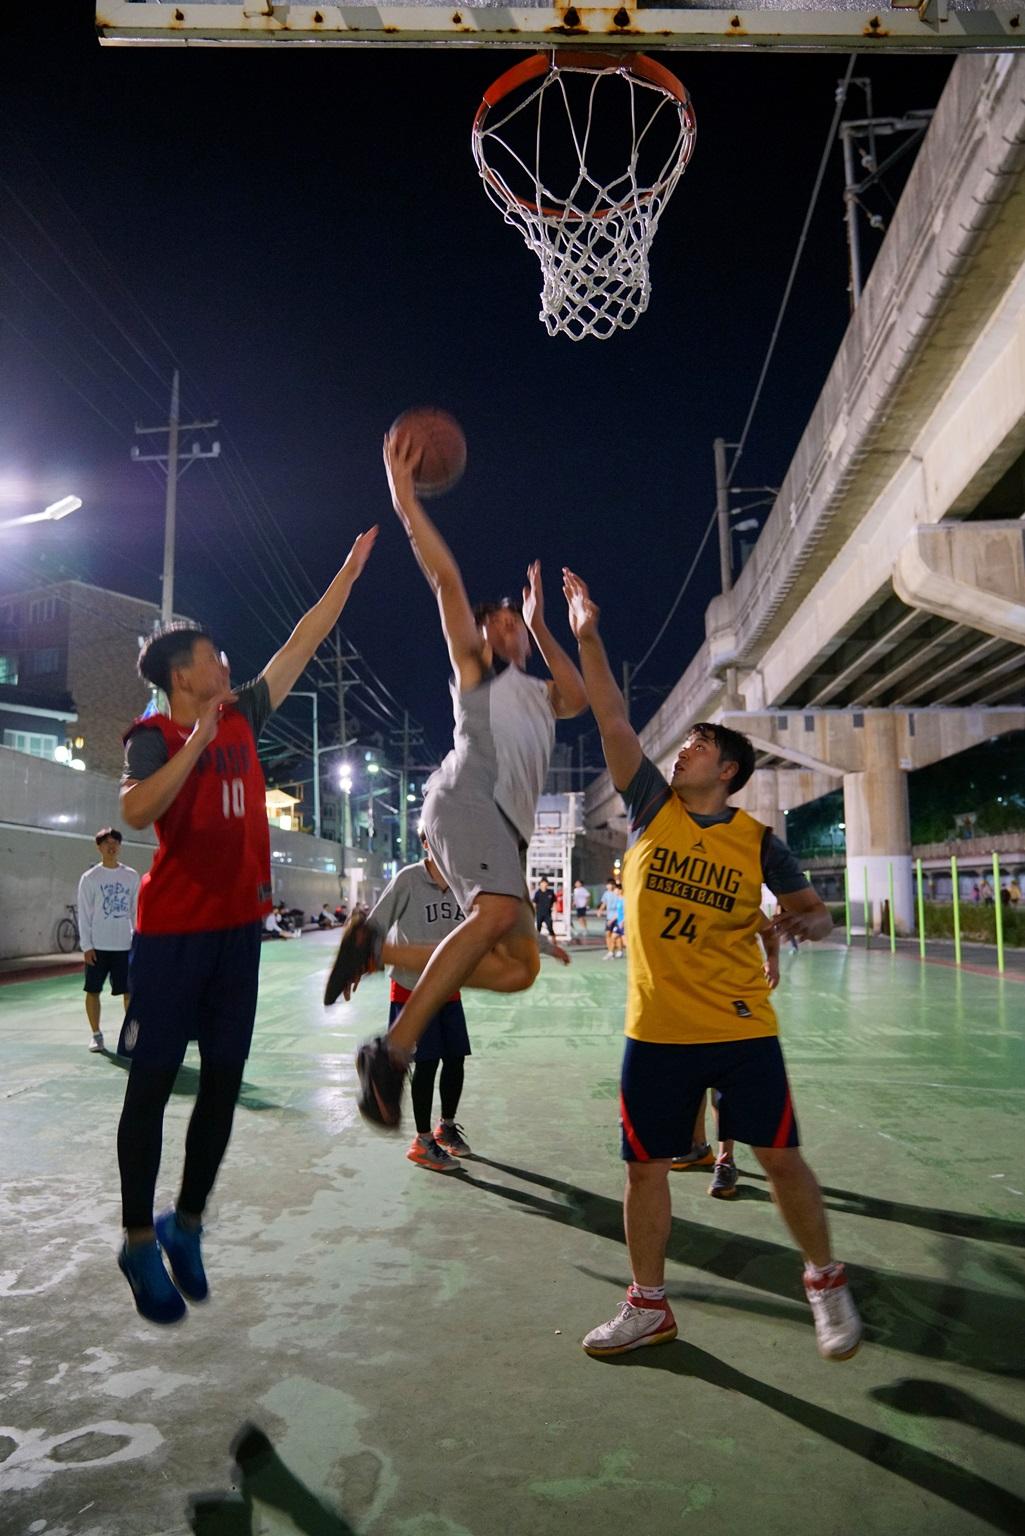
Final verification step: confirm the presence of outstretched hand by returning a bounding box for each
[522,559,544,632]
[383,431,420,511]
[342,526,378,581]
[190,688,238,752]
[562,568,600,641]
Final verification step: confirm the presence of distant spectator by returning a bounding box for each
[264,908,299,941]
[980,877,994,906]
[1009,879,1022,907]
[78,828,140,1054]
[571,879,590,942]
[317,905,338,928]
[533,878,556,938]
[1000,883,1011,908]
[971,882,980,904]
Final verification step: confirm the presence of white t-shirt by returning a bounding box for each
[572,886,589,912]
[77,863,140,952]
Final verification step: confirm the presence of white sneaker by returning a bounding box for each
[582,1292,677,1357]
[804,1264,862,1360]
[602,952,615,961]
[88,1033,104,1053]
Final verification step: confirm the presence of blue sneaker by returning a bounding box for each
[118,1239,186,1325]
[155,1208,209,1302]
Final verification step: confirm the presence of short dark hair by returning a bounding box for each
[472,598,522,627]
[687,722,756,794]
[95,827,122,846]
[138,623,215,696]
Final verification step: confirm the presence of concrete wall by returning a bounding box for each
[0,746,349,958]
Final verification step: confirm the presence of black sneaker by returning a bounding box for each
[324,909,381,1005]
[356,1035,407,1129]
[708,1159,739,1199]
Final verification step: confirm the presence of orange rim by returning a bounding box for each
[473,51,695,223]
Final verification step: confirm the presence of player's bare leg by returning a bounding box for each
[388,894,537,1058]
[381,900,565,989]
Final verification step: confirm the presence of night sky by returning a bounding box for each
[1,14,953,782]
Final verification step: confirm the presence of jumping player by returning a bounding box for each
[115,527,377,1324]
[563,568,862,1363]
[328,433,586,1127]
[367,830,472,1172]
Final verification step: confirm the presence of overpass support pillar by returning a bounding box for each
[743,770,788,843]
[843,715,913,934]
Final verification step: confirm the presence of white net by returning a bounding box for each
[472,53,696,342]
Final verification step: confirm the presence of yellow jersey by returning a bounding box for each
[623,780,777,1045]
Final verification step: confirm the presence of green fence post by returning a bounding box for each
[843,867,852,946]
[916,858,926,962]
[993,852,1005,974]
[951,855,961,968]
[864,866,871,950]
[888,862,896,953]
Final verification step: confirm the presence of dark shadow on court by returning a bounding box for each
[188,1423,356,1535]
[737,1168,1025,1249]
[463,1157,1025,1377]
[104,1054,280,1112]
[597,1342,1025,1536]
[871,1380,1025,1450]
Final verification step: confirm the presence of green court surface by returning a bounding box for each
[1,936,1023,1536]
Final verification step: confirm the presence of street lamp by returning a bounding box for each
[337,761,353,850]
[0,495,82,532]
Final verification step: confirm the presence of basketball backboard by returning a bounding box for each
[96,3,1025,53]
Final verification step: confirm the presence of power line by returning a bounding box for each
[726,53,858,488]
[632,55,858,685]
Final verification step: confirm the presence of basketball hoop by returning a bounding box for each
[472,51,696,342]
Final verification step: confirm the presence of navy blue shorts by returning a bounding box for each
[388,998,470,1063]
[619,1035,799,1160]
[84,949,130,995]
[117,922,262,1069]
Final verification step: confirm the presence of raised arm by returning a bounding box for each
[260,526,378,712]
[121,690,236,830]
[562,569,643,791]
[521,561,587,719]
[384,433,484,691]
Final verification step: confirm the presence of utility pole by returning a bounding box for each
[399,710,410,866]
[131,370,220,625]
[714,436,732,596]
[289,691,321,837]
[332,633,358,849]
[391,708,425,866]
[838,80,933,311]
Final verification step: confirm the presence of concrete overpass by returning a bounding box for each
[585,52,1025,930]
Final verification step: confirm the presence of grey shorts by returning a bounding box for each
[421,778,527,916]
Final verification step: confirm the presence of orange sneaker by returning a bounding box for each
[406,1134,460,1173]
[670,1143,715,1171]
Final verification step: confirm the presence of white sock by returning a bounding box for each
[804,1260,842,1282]
[630,1282,666,1302]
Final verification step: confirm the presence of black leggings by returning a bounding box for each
[117,1057,245,1230]
[410,1057,465,1134]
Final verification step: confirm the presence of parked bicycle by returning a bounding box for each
[55,903,80,954]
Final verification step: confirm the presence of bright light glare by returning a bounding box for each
[367,762,380,775]
[44,496,82,521]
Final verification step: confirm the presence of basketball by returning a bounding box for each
[390,407,467,498]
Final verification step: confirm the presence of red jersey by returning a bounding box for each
[126,708,272,935]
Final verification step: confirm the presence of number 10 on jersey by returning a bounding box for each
[222,778,246,819]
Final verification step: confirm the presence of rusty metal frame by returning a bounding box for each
[95,4,1025,53]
